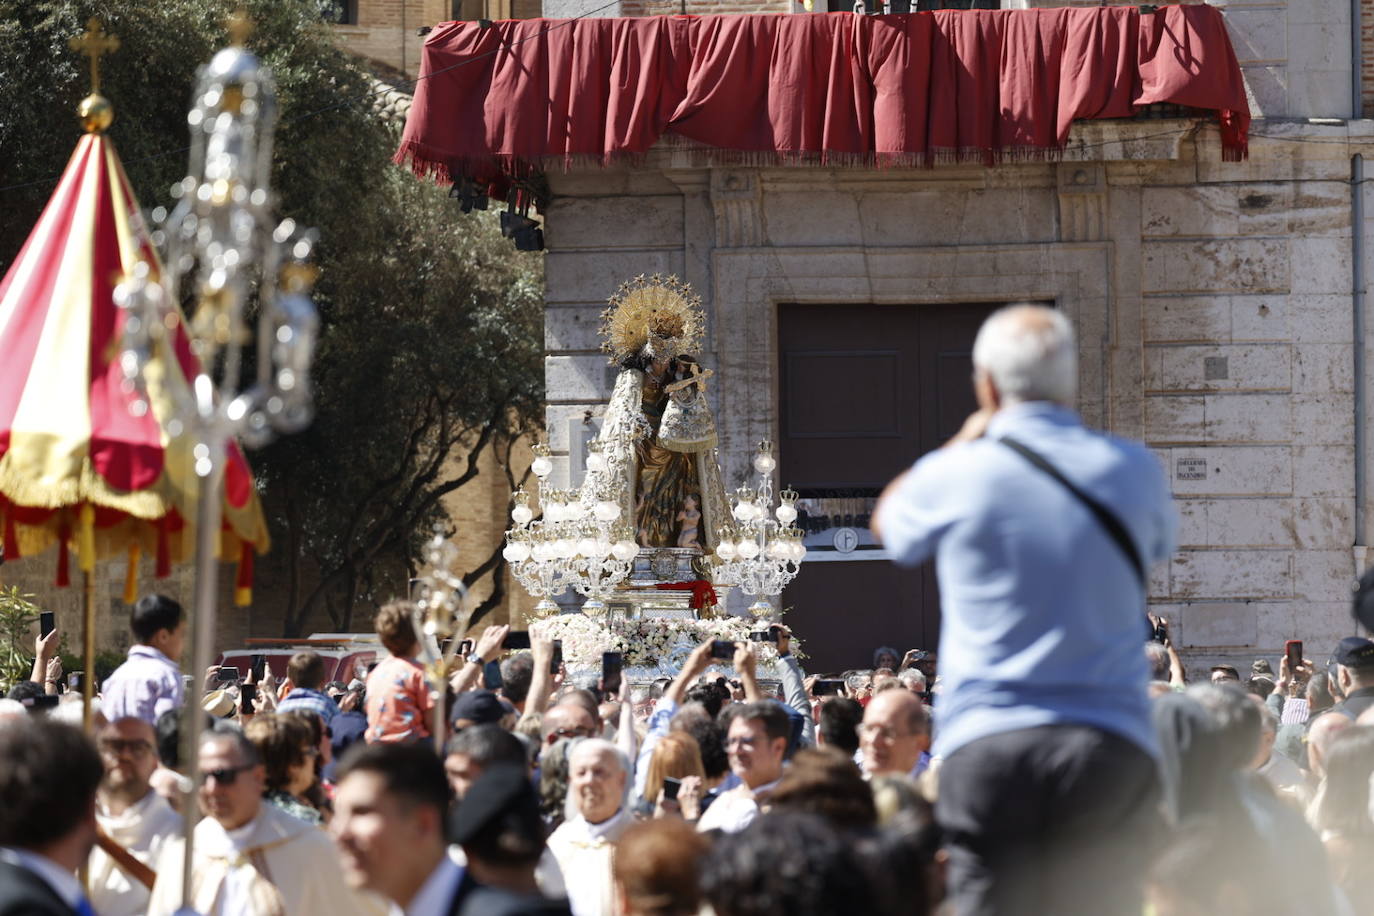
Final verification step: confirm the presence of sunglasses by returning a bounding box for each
[200,763,255,786]
[98,738,153,758]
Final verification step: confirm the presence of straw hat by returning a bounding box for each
[203,688,236,718]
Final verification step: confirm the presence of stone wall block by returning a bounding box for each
[1144,395,1205,442]
[1292,393,1354,444]
[1141,185,1238,238]
[1204,498,1296,548]
[1293,445,1355,497]
[1293,343,1355,393]
[1293,602,1361,656]
[1204,393,1291,442]
[1289,186,1353,238]
[1290,238,1353,295]
[1294,497,1355,548]
[545,304,610,352]
[1141,238,1290,294]
[1175,499,1208,547]
[545,354,613,402]
[1144,297,1232,343]
[1166,446,1292,497]
[1171,551,1293,600]
[1286,294,1350,343]
[1294,549,1358,600]
[1254,602,1298,651]
[544,250,683,305]
[1149,344,1292,392]
[1221,6,1288,62]
[543,195,683,250]
[1229,295,1289,342]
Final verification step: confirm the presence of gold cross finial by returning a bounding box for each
[69,18,119,94]
[226,9,254,46]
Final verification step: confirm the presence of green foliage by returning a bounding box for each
[58,649,126,687]
[0,586,40,693]
[0,0,545,635]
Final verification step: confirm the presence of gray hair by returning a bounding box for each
[897,668,926,691]
[971,304,1077,405]
[1144,642,1170,681]
[565,737,631,821]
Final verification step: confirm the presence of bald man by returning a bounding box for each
[874,304,1175,916]
[859,689,930,779]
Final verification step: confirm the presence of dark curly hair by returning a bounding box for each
[769,747,876,831]
[245,713,314,794]
[701,812,880,916]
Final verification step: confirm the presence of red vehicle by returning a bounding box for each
[215,634,383,687]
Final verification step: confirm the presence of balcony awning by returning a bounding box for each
[397,5,1249,192]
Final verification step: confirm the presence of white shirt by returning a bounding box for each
[1257,750,1304,792]
[90,789,183,916]
[695,777,779,835]
[101,646,184,725]
[0,846,85,910]
[546,809,633,916]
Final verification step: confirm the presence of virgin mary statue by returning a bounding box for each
[595,275,730,552]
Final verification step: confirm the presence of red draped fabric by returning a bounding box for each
[397,4,1249,189]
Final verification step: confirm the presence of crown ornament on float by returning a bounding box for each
[600,273,705,364]
[411,525,470,691]
[712,440,806,617]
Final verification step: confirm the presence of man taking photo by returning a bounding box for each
[874,304,1176,916]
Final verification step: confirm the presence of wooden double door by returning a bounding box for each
[777,302,998,673]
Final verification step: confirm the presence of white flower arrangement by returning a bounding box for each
[531,612,803,677]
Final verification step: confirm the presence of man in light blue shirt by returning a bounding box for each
[874,304,1175,916]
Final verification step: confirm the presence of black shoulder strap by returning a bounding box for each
[999,436,1146,589]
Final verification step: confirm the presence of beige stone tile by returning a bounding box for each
[543,195,683,250]
[1203,393,1291,442]
[1174,500,1209,548]
[1204,498,1296,548]
[544,249,683,305]
[545,354,615,402]
[1141,238,1290,295]
[1291,394,1353,445]
[1293,497,1355,548]
[1144,297,1232,343]
[1174,598,1265,644]
[1294,549,1358,601]
[1152,344,1291,392]
[1293,445,1355,497]
[1141,185,1238,238]
[1290,238,1353,295]
[1230,294,1290,342]
[1170,551,1293,601]
[1293,343,1354,393]
[1144,395,1205,443]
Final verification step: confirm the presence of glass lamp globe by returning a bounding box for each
[766,540,788,560]
[576,536,598,557]
[532,542,555,562]
[586,450,607,473]
[789,541,807,563]
[737,539,760,559]
[775,503,797,525]
[593,500,621,522]
[593,539,613,558]
[753,452,777,474]
[531,455,553,478]
[611,539,638,561]
[716,540,737,561]
[503,541,531,563]
[512,504,534,525]
[732,501,754,522]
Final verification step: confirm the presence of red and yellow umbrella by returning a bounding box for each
[0,82,269,611]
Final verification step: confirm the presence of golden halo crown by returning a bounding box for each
[600,274,704,365]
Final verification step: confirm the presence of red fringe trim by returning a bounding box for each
[155,517,171,578]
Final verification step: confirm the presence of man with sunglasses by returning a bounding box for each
[88,717,181,916]
[147,723,377,915]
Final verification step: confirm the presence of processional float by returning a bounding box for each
[503,275,807,676]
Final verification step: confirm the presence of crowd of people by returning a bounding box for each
[6,304,1374,916]
[5,590,1374,915]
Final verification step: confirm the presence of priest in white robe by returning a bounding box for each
[545,740,634,916]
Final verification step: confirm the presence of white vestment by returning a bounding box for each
[147,802,386,916]
[89,789,182,916]
[545,809,634,916]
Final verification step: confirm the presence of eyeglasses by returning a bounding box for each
[859,723,915,742]
[98,739,153,758]
[726,736,758,749]
[200,763,255,786]
[302,746,320,758]
[551,727,596,740]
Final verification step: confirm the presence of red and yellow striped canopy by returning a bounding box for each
[0,131,269,603]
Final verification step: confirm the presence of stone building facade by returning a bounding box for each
[535,0,1374,672]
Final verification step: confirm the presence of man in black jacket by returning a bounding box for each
[0,718,105,916]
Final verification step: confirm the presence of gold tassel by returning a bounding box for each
[123,543,140,604]
[78,503,96,573]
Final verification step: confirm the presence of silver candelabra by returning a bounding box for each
[712,440,806,617]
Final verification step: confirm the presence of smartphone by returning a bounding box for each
[483,660,503,690]
[251,654,267,681]
[710,640,735,660]
[39,612,55,639]
[812,679,845,696]
[458,639,474,658]
[503,630,531,651]
[240,682,257,712]
[552,640,564,675]
[1286,639,1303,671]
[748,630,775,643]
[217,667,241,684]
[23,695,59,712]
[662,776,681,801]
[67,672,83,692]
[602,651,623,695]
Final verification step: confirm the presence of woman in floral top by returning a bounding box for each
[245,713,324,825]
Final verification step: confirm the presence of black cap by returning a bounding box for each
[450,763,541,846]
[1355,565,1374,632]
[452,690,506,726]
[1334,636,1374,669]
